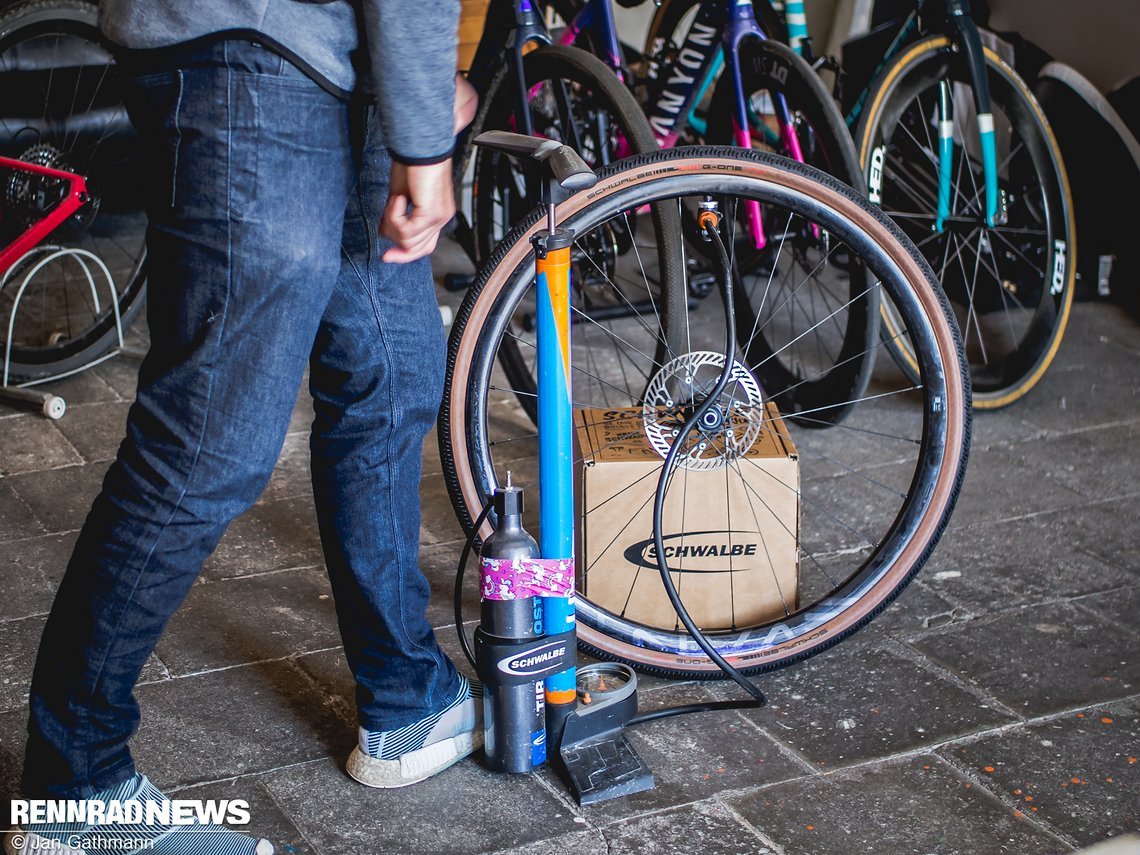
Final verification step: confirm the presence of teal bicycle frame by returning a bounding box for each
[795,0,1001,229]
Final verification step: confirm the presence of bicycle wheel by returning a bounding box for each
[440,147,971,678]
[855,36,1075,409]
[0,0,146,383]
[465,44,685,424]
[702,38,879,426]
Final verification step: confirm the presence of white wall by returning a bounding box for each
[988,0,1139,92]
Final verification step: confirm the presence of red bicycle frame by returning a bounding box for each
[0,155,89,277]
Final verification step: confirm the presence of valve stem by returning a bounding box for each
[697,198,721,239]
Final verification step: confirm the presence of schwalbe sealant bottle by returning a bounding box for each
[480,481,547,772]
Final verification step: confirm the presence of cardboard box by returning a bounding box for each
[576,404,799,631]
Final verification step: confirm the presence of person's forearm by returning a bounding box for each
[361,0,460,164]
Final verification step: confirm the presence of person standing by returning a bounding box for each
[9,2,478,852]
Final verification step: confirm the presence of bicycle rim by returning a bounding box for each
[440,147,970,677]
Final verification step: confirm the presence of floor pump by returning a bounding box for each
[467,132,655,804]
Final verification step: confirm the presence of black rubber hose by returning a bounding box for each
[642,216,768,713]
[455,500,495,671]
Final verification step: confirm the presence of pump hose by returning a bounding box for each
[453,216,766,720]
[627,219,768,724]
[455,501,494,671]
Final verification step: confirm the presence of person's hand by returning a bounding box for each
[381,160,454,263]
[454,73,478,133]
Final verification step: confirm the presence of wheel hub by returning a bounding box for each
[5,142,97,233]
[642,351,765,471]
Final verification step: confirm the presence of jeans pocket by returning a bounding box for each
[124,68,185,210]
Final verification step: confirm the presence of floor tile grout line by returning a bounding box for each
[137,644,349,685]
[164,756,330,796]
[880,634,1026,721]
[195,563,327,586]
[422,536,473,551]
[149,652,173,682]
[893,593,1126,644]
[1068,594,1140,639]
[598,715,1118,828]
[531,770,589,825]
[2,459,108,479]
[635,679,698,696]
[252,492,318,508]
[1060,548,1140,582]
[815,690,1140,777]
[0,610,56,630]
[932,748,1081,851]
[159,769,324,854]
[0,480,47,538]
[255,773,322,854]
[0,525,81,546]
[969,414,1140,454]
[45,419,88,467]
[1026,414,1140,440]
[590,792,736,832]
[714,796,789,854]
[731,708,822,777]
[938,490,1140,531]
[911,564,1135,615]
[898,577,979,620]
[588,768,844,821]
[278,651,357,729]
[0,608,50,625]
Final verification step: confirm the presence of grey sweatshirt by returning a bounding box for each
[98,0,459,164]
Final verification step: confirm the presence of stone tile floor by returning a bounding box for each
[0,258,1137,853]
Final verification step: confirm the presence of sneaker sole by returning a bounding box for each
[345,730,482,789]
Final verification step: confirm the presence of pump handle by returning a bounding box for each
[474,131,598,193]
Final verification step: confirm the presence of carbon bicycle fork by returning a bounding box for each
[943,0,999,228]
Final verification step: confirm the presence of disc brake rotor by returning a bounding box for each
[642,350,765,471]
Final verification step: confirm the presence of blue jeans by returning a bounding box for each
[22,40,460,799]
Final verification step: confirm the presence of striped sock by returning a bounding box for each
[361,675,482,761]
[18,774,272,855]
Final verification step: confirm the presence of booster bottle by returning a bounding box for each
[480,483,547,773]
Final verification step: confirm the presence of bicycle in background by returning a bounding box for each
[501,0,884,428]
[0,0,147,415]
[760,0,1075,408]
[579,0,1074,408]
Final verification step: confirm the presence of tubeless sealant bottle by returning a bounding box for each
[481,481,547,773]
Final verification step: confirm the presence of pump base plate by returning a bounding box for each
[559,732,654,805]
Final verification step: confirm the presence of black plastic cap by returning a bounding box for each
[494,485,524,518]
